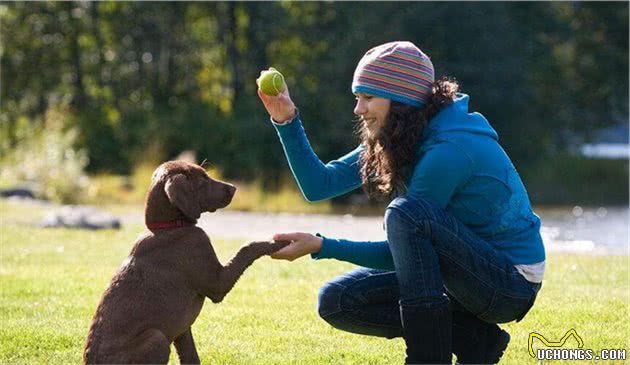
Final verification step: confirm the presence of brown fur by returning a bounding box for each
[83,160,288,364]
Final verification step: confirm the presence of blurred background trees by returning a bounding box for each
[1,2,628,206]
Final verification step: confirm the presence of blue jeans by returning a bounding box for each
[318,196,541,338]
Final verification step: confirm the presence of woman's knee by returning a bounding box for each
[385,197,429,239]
[317,281,345,320]
[318,281,370,334]
[317,269,376,320]
[385,196,444,235]
[384,201,412,233]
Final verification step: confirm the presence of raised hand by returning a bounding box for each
[256,72,297,123]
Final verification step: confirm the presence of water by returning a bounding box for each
[6,198,628,255]
[537,206,629,255]
[197,205,629,256]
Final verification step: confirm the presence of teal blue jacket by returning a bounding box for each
[273,93,545,267]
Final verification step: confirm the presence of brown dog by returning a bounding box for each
[83,160,288,364]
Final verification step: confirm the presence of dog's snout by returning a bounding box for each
[209,181,236,210]
[225,184,236,197]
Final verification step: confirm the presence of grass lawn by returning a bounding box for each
[1,200,628,364]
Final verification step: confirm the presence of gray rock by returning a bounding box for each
[42,205,121,230]
[1,187,36,199]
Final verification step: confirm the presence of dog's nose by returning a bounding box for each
[225,184,236,197]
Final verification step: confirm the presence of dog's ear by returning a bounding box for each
[164,173,202,220]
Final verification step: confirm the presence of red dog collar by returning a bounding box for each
[147,220,196,230]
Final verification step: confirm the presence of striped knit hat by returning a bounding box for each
[352,41,434,107]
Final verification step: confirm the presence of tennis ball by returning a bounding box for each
[258,67,286,96]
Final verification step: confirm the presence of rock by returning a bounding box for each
[1,187,36,199]
[42,205,121,230]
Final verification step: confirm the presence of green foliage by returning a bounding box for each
[522,154,629,206]
[85,164,332,213]
[1,2,628,202]
[0,105,89,203]
[227,175,332,214]
[1,201,628,364]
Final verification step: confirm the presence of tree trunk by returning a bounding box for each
[90,2,105,90]
[66,2,86,109]
[217,2,241,103]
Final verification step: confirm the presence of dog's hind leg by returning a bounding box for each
[123,328,170,364]
[174,327,201,365]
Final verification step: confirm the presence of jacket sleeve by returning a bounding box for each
[311,235,395,271]
[406,141,473,208]
[273,114,363,202]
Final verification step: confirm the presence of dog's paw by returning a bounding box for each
[267,239,291,254]
[245,240,290,256]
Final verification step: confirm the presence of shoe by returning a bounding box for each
[452,310,510,364]
[485,329,510,364]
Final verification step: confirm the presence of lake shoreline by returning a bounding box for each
[3,198,628,256]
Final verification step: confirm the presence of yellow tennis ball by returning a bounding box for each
[258,68,286,96]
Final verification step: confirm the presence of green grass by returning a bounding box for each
[1,200,628,364]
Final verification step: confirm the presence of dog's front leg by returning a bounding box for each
[209,240,289,303]
[174,328,200,365]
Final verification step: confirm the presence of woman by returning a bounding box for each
[257,41,544,364]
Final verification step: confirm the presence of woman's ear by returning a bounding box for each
[164,173,202,220]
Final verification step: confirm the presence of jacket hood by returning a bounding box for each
[423,93,499,141]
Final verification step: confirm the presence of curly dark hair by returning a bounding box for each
[357,76,460,198]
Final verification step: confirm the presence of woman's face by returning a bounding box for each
[353,93,391,136]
